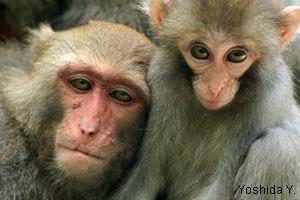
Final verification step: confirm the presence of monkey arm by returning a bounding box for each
[234,108,300,200]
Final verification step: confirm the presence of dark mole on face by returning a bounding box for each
[72,102,82,110]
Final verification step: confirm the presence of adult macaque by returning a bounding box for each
[111,0,300,200]
[0,21,154,199]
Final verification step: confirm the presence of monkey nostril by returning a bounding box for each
[79,127,85,134]
[72,103,81,110]
[87,131,95,136]
[79,125,97,136]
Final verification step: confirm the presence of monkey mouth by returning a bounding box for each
[202,99,225,110]
[59,144,106,161]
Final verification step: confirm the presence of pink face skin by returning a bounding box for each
[179,33,258,110]
[54,63,146,180]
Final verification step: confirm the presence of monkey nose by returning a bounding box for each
[208,84,224,98]
[78,124,99,136]
[80,128,95,136]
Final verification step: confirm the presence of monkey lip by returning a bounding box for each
[58,144,106,161]
[207,100,220,104]
[204,100,223,110]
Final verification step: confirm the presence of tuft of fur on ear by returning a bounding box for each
[280,6,300,47]
[139,0,151,16]
[22,24,56,64]
[27,24,54,44]
[141,0,170,31]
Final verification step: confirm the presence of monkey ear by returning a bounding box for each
[146,0,170,30]
[280,6,300,47]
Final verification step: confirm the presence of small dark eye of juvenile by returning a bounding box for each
[69,78,92,91]
[110,90,133,103]
[227,49,247,63]
[190,44,210,60]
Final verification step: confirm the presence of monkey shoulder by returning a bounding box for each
[0,107,30,171]
[0,127,46,198]
[245,105,300,167]
[0,111,41,199]
[234,110,300,199]
[242,118,300,175]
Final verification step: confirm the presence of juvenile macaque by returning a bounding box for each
[111,0,300,200]
[0,21,154,199]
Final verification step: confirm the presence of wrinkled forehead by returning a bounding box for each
[166,0,281,35]
[48,31,151,74]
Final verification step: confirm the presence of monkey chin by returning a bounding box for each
[198,96,234,111]
[203,101,224,110]
[55,145,108,182]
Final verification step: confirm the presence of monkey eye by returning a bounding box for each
[190,43,210,60]
[110,89,133,103]
[69,78,92,92]
[227,48,248,63]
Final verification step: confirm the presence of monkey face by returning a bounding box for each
[51,63,147,182]
[178,33,258,110]
[0,21,153,189]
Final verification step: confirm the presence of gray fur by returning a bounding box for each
[51,0,156,39]
[0,0,156,40]
[283,32,300,102]
[282,0,300,103]
[0,0,65,38]
[110,0,300,199]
